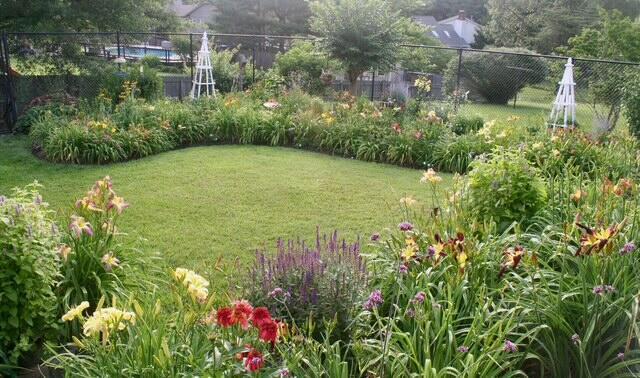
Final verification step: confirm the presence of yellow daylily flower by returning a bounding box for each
[62,301,90,322]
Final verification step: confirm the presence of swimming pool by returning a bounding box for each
[105,46,182,62]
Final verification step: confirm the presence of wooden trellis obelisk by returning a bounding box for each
[191,32,216,99]
[549,58,576,129]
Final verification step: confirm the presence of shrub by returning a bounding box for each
[98,64,163,104]
[274,41,339,95]
[624,73,640,139]
[524,129,610,178]
[432,133,490,173]
[0,183,60,368]
[14,97,77,134]
[444,48,548,104]
[450,115,484,135]
[211,47,242,93]
[467,148,547,229]
[246,229,368,341]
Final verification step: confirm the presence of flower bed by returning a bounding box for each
[2,144,639,375]
[22,90,638,177]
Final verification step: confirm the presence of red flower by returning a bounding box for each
[232,300,254,329]
[258,319,279,345]
[244,348,264,373]
[251,307,272,328]
[216,307,234,327]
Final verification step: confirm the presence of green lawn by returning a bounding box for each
[0,136,448,284]
[458,85,627,132]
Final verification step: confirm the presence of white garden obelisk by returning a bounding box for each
[549,58,576,129]
[191,32,216,99]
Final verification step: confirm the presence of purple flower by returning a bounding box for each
[571,334,581,345]
[34,195,43,205]
[413,291,426,304]
[621,242,636,256]
[593,285,616,296]
[371,233,381,242]
[503,340,518,353]
[399,264,408,274]
[364,289,384,311]
[457,346,469,353]
[399,222,413,232]
[405,308,415,318]
[279,368,290,377]
[618,352,625,361]
[427,245,436,258]
[0,195,6,206]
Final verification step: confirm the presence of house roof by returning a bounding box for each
[413,16,438,27]
[440,14,482,28]
[169,0,205,18]
[412,17,470,48]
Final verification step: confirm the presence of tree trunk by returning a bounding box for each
[347,69,362,96]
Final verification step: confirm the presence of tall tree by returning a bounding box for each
[310,0,404,94]
[213,0,311,35]
[485,0,599,53]
[0,0,178,31]
[567,10,640,130]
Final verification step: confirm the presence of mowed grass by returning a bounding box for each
[458,85,627,132]
[0,136,449,285]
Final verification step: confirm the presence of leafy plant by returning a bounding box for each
[467,148,547,229]
[0,183,60,369]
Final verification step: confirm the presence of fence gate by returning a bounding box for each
[0,32,17,133]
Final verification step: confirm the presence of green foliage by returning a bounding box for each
[0,0,179,32]
[99,64,163,104]
[274,41,339,95]
[445,48,549,104]
[433,132,490,173]
[211,47,243,93]
[310,0,404,92]
[624,74,640,139]
[214,0,311,36]
[467,148,547,229]
[56,176,133,340]
[568,10,640,130]
[0,183,60,369]
[486,0,599,54]
[450,115,485,135]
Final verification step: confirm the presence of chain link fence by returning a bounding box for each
[1,31,638,132]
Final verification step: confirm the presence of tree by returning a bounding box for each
[0,0,179,32]
[423,0,489,24]
[213,0,311,36]
[444,48,548,104]
[568,10,640,131]
[310,0,404,94]
[485,0,599,54]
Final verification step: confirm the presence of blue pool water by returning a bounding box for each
[106,46,181,61]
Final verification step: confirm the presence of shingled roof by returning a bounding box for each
[413,16,471,48]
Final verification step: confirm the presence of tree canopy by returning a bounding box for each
[213,0,312,36]
[0,0,179,32]
[310,0,405,93]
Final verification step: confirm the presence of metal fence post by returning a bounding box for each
[370,70,375,101]
[454,48,463,113]
[116,31,121,58]
[1,31,17,131]
[189,33,194,82]
[252,47,256,84]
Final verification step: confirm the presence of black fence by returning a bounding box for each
[1,31,639,133]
